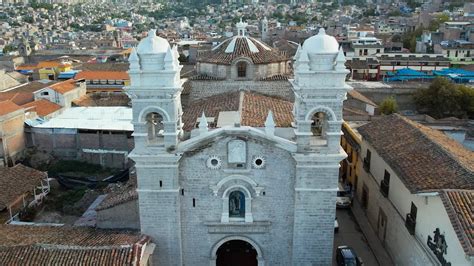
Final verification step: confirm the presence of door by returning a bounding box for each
[377,208,387,245]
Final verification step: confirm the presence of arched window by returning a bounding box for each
[311,112,327,137]
[146,112,163,143]
[237,62,247,78]
[229,191,245,218]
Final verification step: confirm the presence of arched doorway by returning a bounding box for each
[216,240,258,266]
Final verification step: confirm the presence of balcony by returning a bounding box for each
[405,214,416,235]
[363,158,370,172]
[380,180,389,198]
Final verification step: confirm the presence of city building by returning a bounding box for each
[124,27,351,265]
[0,100,25,167]
[356,114,473,266]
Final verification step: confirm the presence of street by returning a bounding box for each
[333,209,380,266]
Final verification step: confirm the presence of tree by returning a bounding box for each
[414,77,474,119]
[2,44,16,54]
[379,96,398,115]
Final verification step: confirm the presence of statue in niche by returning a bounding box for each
[229,191,245,218]
[228,140,246,164]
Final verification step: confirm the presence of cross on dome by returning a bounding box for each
[236,18,248,36]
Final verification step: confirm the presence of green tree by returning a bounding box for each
[379,96,398,115]
[2,44,16,54]
[414,77,474,119]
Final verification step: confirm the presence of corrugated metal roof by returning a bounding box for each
[34,107,133,131]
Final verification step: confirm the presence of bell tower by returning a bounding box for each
[126,29,184,265]
[290,28,352,265]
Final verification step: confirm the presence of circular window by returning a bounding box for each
[207,156,222,169]
[252,156,266,169]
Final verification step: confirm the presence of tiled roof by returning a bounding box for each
[0,164,46,210]
[347,90,377,106]
[21,99,62,117]
[440,190,473,256]
[0,225,150,265]
[49,79,79,94]
[77,63,130,72]
[182,91,293,131]
[358,114,474,193]
[75,71,129,81]
[259,74,290,81]
[198,37,290,65]
[182,91,240,131]
[0,100,22,116]
[241,91,293,127]
[96,173,137,211]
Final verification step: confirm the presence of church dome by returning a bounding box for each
[199,36,289,65]
[302,28,339,54]
[137,29,170,55]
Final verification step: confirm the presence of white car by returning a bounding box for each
[336,185,352,208]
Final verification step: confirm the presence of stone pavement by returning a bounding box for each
[351,199,394,266]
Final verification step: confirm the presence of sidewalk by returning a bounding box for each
[351,199,394,266]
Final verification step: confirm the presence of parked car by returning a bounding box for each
[335,246,363,266]
[336,185,352,208]
[334,217,339,233]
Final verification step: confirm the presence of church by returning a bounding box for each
[125,21,351,265]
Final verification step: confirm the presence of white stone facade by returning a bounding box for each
[127,29,350,265]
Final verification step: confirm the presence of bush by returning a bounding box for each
[379,96,398,115]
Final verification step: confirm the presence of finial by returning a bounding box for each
[293,44,302,61]
[147,29,156,37]
[297,49,310,71]
[265,110,275,136]
[335,46,346,70]
[318,28,326,35]
[164,46,175,70]
[199,112,208,133]
[129,47,140,70]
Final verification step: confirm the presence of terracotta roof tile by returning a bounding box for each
[182,91,240,131]
[0,100,23,116]
[181,91,294,131]
[75,71,129,81]
[0,164,46,210]
[358,114,474,193]
[21,99,62,117]
[241,91,293,127]
[440,190,473,256]
[199,37,289,65]
[0,224,150,265]
[49,79,78,94]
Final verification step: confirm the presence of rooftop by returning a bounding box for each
[75,71,129,81]
[440,190,473,256]
[0,224,150,265]
[0,100,23,117]
[0,164,46,210]
[34,107,133,131]
[358,114,474,193]
[21,99,62,117]
[182,91,293,131]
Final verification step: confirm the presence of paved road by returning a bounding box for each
[333,209,379,266]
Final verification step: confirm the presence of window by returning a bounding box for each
[311,112,327,137]
[383,170,390,185]
[237,61,247,78]
[405,202,417,235]
[146,112,164,143]
[363,149,371,172]
[380,170,390,197]
[229,191,245,218]
[41,91,49,96]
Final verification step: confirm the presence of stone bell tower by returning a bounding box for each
[125,29,184,265]
[290,28,351,265]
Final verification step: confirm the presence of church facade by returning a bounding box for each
[126,27,351,265]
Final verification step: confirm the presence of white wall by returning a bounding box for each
[357,141,471,266]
